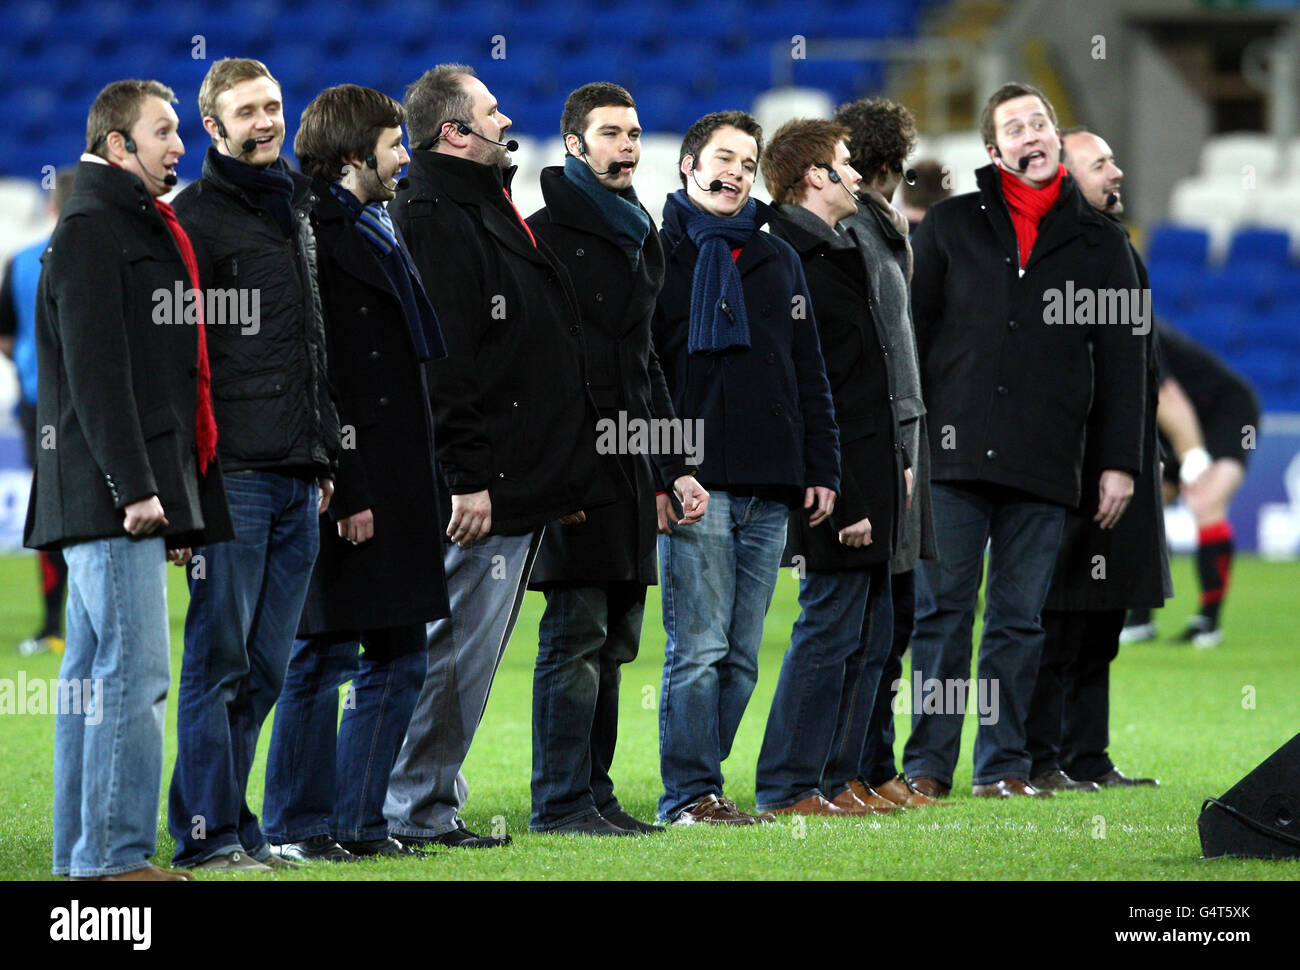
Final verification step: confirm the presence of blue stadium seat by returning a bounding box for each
[1177,301,1248,356]
[1147,261,1201,315]
[1226,227,1292,267]
[1146,224,1210,267]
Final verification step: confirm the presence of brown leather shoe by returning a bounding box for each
[844,780,902,814]
[71,864,193,882]
[907,775,951,799]
[872,775,941,808]
[1030,769,1100,793]
[716,795,776,824]
[772,794,849,816]
[672,794,756,825]
[971,778,1054,798]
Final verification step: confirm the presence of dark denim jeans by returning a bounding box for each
[168,471,320,866]
[530,582,645,831]
[902,483,1065,787]
[755,563,893,811]
[262,625,426,843]
[657,491,789,822]
[861,568,915,786]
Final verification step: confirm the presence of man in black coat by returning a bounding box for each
[903,84,1146,800]
[1026,127,1167,791]
[26,79,231,881]
[755,119,905,818]
[259,85,451,863]
[168,58,340,872]
[652,111,840,826]
[384,64,621,849]
[525,82,709,836]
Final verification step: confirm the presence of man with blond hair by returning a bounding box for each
[168,57,339,871]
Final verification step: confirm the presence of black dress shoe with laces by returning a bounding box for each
[338,836,434,857]
[1092,768,1159,787]
[538,814,636,836]
[271,835,355,863]
[1030,769,1100,792]
[404,826,512,849]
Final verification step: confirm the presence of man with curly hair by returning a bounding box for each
[832,98,941,808]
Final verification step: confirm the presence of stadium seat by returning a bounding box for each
[1226,227,1292,267]
[1198,132,1281,180]
[1146,224,1211,267]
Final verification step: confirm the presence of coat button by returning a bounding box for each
[379,397,389,406]
[986,449,997,459]
[575,248,584,256]
[359,306,369,315]
[595,293,603,302]
[1008,320,1018,330]
[1004,256,1013,265]
[499,472,506,478]
[570,325,580,335]
[997,385,1008,395]
[512,401,519,407]
[771,404,783,416]
[766,352,775,364]
[369,350,380,359]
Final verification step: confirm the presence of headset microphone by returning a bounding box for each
[688,156,723,193]
[116,130,178,187]
[1017,156,1030,171]
[1106,191,1119,207]
[567,131,629,178]
[215,118,260,158]
[365,153,407,192]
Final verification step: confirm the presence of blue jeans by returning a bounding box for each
[755,562,893,811]
[657,491,789,822]
[262,625,426,843]
[168,471,320,866]
[531,582,645,831]
[902,483,1066,786]
[861,568,915,786]
[385,531,542,838]
[54,536,169,877]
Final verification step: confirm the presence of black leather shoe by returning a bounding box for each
[1030,769,1100,792]
[405,826,512,849]
[603,809,666,833]
[338,836,433,857]
[1092,768,1160,788]
[271,835,355,863]
[538,814,637,836]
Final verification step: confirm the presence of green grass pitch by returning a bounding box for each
[0,552,1297,880]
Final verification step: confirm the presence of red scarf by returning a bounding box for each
[1000,163,1066,268]
[154,198,218,474]
[502,187,537,247]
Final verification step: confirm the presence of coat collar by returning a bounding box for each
[661,195,779,276]
[974,162,1108,269]
[308,177,397,298]
[538,165,624,249]
[62,159,163,223]
[198,145,315,211]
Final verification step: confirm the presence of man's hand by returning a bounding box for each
[447,489,492,547]
[1095,469,1135,529]
[658,477,710,534]
[338,508,374,545]
[123,496,168,536]
[837,516,872,548]
[804,486,837,527]
[559,511,587,525]
[318,477,334,515]
[167,547,192,566]
[904,468,914,510]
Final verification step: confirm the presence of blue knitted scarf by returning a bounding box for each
[664,189,755,355]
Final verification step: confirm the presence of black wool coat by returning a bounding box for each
[173,147,338,477]
[24,160,232,551]
[296,183,450,636]
[768,205,904,571]
[391,151,624,536]
[912,165,1146,508]
[525,166,689,587]
[1045,236,1172,611]
[652,199,840,496]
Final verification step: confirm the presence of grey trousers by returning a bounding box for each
[384,530,542,837]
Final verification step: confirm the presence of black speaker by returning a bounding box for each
[1198,733,1300,859]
